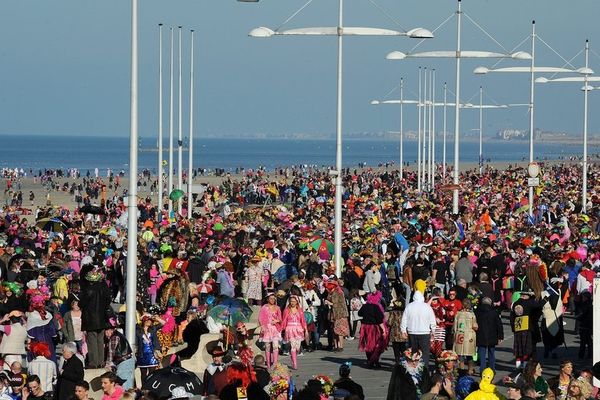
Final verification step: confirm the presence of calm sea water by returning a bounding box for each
[0,134,592,173]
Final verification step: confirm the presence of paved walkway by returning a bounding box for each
[281,311,591,399]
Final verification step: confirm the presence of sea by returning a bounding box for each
[0,134,593,174]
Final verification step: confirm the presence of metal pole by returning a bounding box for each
[400,78,404,180]
[126,0,139,348]
[432,70,436,189]
[528,20,536,217]
[583,39,589,213]
[168,28,174,213]
[452,0,462,214]
[177,26,183,211]
[428,69,434,189]
[157,24,164,220]
[479,86,483,175]
[418,67,422,191]
[443,82,447,179]
[422,67,428,190]
[187,30,195,220]
[594,277,600,386]
[334,0,344,277]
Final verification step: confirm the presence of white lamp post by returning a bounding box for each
[474,21,583,216]
[250,1,433,276]
[168,27,174,213]
[187,30,195,220]
[535,40,596,213]
[126,0,139,348]
[157,24,164,220]
[177,26,183,212]
[387,0,531,214]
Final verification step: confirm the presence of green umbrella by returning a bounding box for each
[310,237,334,254]
[213,222,224,231]
[169,189,185,201]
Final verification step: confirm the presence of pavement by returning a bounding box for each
[279,311,593,399]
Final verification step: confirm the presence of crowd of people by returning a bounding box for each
[0,161,599,399]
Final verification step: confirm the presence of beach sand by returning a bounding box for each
[2,159,577,223]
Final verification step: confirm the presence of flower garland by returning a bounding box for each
[267,378,290,397]
[313,374,334,396]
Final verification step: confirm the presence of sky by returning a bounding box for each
[0,0,599,139]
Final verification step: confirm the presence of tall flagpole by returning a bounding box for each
[417,67,422,191]
[168,27,174,213]
[582,39,589,213]
[428,69,433,189]
[443,82,447,179]
[157,24,164,220]
[187,30,195,220]
[528,20,536,217]
[452,0,462,214]
[399,78,404,180]
[431,70,436,189]
[177,26,183,211]
[422,67,428,189]
[126,0,139,348]
[333,0,344,276]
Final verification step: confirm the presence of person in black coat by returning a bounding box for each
[176,311,209,359]
[57,342,84,400]
[387,349,431,400]
[79,270,111,368]
[474,297,504,375]
[334,363,364,400]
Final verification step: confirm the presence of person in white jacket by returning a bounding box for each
[400,290,437,367]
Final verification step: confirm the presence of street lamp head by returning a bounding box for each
[535,77,549,84]
[581,85,595,91]
[406,28,434,39]
[577,67,594,75]
[510,51,533,60]
[370,100,381,105]
[249,27,275,37]
[386,51,407,60]
[473,66,489,74]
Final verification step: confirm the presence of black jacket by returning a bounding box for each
[475,304,504,347]
[80,280,111,332]
[335,377,365,400]
[57,356,84,400]
[176,319,209,359]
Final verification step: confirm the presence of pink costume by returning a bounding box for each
[258,304,282,368]
[281,307,307,369]
[258,305,282,345]
[281,308,307,351]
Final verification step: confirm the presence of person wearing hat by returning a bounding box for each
[79,268,111,369]
[202,346,226,397]
[386,349,431,400]
[243,256,264,306]
[135,314,162,382]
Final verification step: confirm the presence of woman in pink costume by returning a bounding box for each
[258,292,282,368]
[281,295,308,370]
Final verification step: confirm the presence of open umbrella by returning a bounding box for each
[210,297,253,325]
[141,366,203,399]
[310,237,334,254]
[79,204,106,215]
[35,217,69,233]
[169,189,185,201]
[273,264,298,283]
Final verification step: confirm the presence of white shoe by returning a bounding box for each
[347,336,355,341]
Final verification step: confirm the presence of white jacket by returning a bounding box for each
[400,291,437,335]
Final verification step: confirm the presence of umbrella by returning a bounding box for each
[169,189,185,201]
[198,282,213,294]
[207,305,250,327]
[141,366,203,399]
[79,204,106,215]
[35,217,69,233]
[273,265,298,283]
[100,227,118,238]
[213,222,224,231]
[211,297,253,325]
[310,238,334,254]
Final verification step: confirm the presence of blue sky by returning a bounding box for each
[0,0,598,138]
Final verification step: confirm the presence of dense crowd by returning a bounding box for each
[0,162,599,400]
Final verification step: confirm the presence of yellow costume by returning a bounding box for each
[464,368,506,400]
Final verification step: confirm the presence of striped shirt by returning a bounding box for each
[28,356,57,393]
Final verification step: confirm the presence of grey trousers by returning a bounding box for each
[408,333,431,367]
[86,330,105,368]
